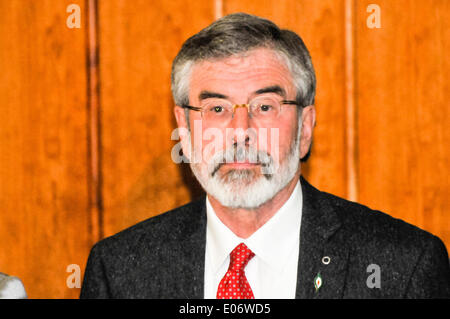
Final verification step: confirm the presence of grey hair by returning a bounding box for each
[171,12,316,108]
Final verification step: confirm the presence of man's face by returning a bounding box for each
[175,48,314,208]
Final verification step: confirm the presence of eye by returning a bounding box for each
[211,105,224,113]
[259,104,272,112]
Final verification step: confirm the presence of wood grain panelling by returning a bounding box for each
[223,0,349,198]
[98,0,215,237]
[0,0,90,298]
[356,0,450,248]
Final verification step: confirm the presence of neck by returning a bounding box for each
[208,169,301,239]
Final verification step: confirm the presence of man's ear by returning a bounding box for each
[173,106,192,161]
[299,105,316,159]
[174,105,188,129]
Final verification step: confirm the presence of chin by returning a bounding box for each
[218,167,261,185]
[208,172,285,209]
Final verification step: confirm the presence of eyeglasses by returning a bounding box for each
[182,96,302,126]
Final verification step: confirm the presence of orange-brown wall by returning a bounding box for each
[0,0,448,298]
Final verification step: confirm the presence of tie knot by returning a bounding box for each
[229,243,255,272]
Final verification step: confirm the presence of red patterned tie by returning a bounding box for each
[216,243,255,299]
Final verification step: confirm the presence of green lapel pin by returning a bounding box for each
[314,272,322,292]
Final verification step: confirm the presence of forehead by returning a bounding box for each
[189,48,295,100]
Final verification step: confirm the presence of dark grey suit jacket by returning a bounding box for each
[80,177,450,298]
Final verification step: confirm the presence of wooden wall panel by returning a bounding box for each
[98,0,215,237]
[223,0,349,198]
[356,0,450,247]
[0,0,90,298]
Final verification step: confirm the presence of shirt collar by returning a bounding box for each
[206,198,242,274]
[206,180,303,274]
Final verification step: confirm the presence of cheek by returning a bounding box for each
[190,124,228,163]
[187,119,206,162]
[262,121,298,161]
[202,128,227,160]
[255,127,274,155]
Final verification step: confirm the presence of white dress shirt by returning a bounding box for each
[204,181,303,299]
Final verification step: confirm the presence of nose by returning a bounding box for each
[231,104,250,130]
[229,105,253,146]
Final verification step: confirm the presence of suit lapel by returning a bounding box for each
[166,199,207,299]
[296,177,350,299]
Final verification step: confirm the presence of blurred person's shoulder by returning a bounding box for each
[0,273,27,299]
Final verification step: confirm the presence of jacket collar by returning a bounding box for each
[295,176,349,298]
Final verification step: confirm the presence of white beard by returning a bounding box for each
[188,126,301,209]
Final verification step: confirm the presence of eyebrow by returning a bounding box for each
[198,91,228,101]
[253,85,287,98]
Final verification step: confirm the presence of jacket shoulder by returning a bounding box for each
[301,178,435,245]
[94,198,205,254]
[322,190,436,247]
[80,199,206,298]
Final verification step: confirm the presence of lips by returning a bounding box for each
[211,160,263,177]
[222,162,260,171]
[223,161,260,166]
[211,160,269,176]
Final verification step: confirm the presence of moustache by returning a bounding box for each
[209,145,273,177]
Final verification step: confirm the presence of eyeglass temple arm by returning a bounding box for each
[181,105,202,111]
[282,100,303,106]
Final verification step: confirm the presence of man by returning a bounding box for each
[80,13,450,299]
